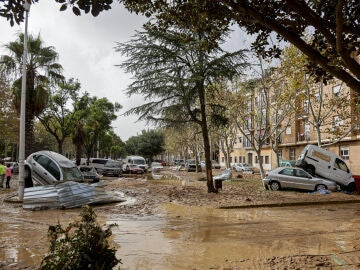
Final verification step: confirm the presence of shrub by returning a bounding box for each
[40,205,121,270]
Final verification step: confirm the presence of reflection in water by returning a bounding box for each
[1,203,360,269]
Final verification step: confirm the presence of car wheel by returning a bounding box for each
[346,182,355,192]
[315,184,327,191]
[270,181,281,191]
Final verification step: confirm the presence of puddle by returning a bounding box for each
[1,203,360,269]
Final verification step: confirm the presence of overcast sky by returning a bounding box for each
[0,2,249,141]
[1,1,151,141]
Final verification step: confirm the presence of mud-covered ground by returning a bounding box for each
[2,169,360,269]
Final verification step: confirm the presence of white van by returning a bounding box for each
[123,155,148,171]
[295,144,354,191]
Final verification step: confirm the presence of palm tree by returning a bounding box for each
[0,33,63,156]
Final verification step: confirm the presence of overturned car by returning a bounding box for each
[24,151,84,187]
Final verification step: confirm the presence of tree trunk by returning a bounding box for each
[198,84,216,193]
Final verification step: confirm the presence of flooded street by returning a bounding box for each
[1,201,360,269]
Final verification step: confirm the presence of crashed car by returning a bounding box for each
[25,151,84,186]
[263,167,338,192]
[78,165,101,183]
[213,168,232,181]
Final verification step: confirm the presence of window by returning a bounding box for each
[234,156,237,163]
[265,156,269,164]
[35,155,50,168]
[333,84,342,97]
[277,150,283,160]
[286,126,291,135]
[243,137,252,148]
[289,148,296,160]
[255,156,263,164]
[340,146,349,160]
[334,158,349,172]
[333,115,343,127]
[280,168,293,176]
[294,169,309,178]
[47,160,61,180]
[303,100,309,113]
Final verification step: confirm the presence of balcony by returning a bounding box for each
[297,132,310,142]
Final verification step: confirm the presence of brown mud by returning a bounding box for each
[1,171,360,269]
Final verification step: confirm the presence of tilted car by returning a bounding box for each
[78,165,101,183]
[263,167,338,192]
[213,168,232,181]
[25,151,84,186]
[232,163,254,174]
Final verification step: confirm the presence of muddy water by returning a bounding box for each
[1,202,360,269]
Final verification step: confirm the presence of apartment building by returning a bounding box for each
[219,79,360,174]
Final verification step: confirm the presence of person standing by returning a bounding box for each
[5,163,12,189]
[0,162,5,188]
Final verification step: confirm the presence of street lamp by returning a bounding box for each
[18,0,31,200]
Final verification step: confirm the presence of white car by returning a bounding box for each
[25,151,84,186]
[232,163,254,174]
[151,162,164,172]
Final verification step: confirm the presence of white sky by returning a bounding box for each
[1,1,149,141]
[0,2,251,141]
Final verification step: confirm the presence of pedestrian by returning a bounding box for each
[0,161,5,188]
[5,163,12,189]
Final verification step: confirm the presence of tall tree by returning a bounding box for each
[38,78,81,154]
[0,70,19,159]
[119,0,360,94]
[3,1,358,92]
[0,33,63,156]
[81,97,121,161]
[116,16,248,192]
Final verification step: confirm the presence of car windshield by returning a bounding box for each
[106,161,120,167]
[62,167,83,181]
[133,160,145,165]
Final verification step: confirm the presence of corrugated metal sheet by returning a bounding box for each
[23,181,125,210]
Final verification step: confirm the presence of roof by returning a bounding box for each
[23,181,125,210]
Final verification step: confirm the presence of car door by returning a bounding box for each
[277,168,297,188]
[331,158,352,184]
[32,154,57,185]
[293,168,314,190]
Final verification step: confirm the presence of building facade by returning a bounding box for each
[219,78,360,174]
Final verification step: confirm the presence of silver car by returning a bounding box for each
[25,151,84,186]
[232,163,254,174]
[263,167,338,192]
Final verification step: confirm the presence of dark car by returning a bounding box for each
[97,160,122,177]
[78,165,101,183]
[123,164,144,174]
[90,158,122,177]
[25,151,84,186]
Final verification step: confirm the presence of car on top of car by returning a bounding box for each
[263,167,338,192]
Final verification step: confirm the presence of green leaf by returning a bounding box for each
[59,4,67,12]
[72,6,81,16]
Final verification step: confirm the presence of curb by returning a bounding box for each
[218,199,360,209]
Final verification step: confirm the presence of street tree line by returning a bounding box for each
[1,0,358,194]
